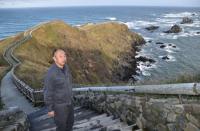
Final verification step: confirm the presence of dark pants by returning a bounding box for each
[53,103,74,131]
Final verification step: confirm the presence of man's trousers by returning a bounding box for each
[53,103,74,131]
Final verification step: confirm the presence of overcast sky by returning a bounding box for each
[0,0,199,8]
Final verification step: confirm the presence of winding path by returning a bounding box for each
[0,22,132,131]
[1,24,41,114]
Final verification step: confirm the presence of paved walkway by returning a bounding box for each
[0,71,39,114]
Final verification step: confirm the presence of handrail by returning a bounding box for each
[73,82,200,95]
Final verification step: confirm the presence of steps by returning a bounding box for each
[28,106,133,131]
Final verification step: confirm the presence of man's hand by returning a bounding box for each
[48,111,55,117]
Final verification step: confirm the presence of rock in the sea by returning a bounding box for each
[181,17,193,24]
[156,42,164,45]
[172,45,176,48]
[162,56,170,60]
[160,45,166,48]
[164,24,182,33]
[196,32,200,34]
[136,56,156,63]
[168,43,176,48]
[145,25,159,31]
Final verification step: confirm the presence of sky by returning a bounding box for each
[0,0,199,8]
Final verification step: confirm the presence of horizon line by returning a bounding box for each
[1,5,200,9]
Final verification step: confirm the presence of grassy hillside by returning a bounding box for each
[13,20,145,89]
[0,34,24,81]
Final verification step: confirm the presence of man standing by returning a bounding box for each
[43,48,74,131]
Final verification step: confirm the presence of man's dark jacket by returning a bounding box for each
[43,63,73,112]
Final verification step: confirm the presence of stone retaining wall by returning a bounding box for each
[74,91,200,131]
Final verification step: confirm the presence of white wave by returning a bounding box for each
[105,17,117,21]
[167,55,176,62]
[137,61,158,77]
[137,64,151,76]
[166,31,200,39]
[137,61,157,70]
[163,12,197,18]
[164,43,179,53]
[124,22,136,29]
[189,30,200,36]
[159,32,179,39]
[124,20,159,29]
[159,28,199,39]
[75,24,81,27]
[144,36,153,41]
[165,48,174,53]
[142,71,151,76]
[181,20,200,28]
[155,18,179,26]
[136,49,152,58]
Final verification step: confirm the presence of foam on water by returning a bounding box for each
[124,20,159,29]
[105,17,117,21]
[160,30,200,39]
[163,12,197,18]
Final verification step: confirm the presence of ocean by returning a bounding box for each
[0,6,200,83]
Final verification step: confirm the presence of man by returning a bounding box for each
[43,48,74,131]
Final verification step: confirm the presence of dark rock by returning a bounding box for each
[156,42,164,45]
[168,43,176,48]
[164,24,182,33]
[136,56,156,63]
[192,13,195,16]
[196,32,200,34]
[160,45,166,48]
[181,17,193,24]
[148,40,153,43]
[145,25,159,31]
[162,56,170,60]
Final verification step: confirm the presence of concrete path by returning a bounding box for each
[0,71,39,114]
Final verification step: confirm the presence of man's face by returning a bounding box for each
[53,50,67,66]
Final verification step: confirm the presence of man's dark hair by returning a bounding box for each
[52,48,66,57]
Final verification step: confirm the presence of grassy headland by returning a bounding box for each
[13,20,145,89]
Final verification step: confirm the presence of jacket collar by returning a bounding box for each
[53,62,66,71]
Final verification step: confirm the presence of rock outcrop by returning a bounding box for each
[181,17,193,24]
[164,24,182,33]
[145,25,159,31]
[136,56,156,64]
